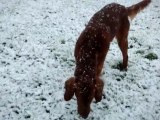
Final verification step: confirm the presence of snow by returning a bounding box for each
[0,0,160,120]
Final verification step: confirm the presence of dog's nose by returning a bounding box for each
[80,112,89,119]
[78,106,90,119]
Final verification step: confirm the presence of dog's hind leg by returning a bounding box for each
[116,17,130,71]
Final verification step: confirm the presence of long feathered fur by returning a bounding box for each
[127,0,151,20]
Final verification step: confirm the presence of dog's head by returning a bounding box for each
[64,77,104,118]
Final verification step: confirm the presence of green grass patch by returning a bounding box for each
[145,53,158,60]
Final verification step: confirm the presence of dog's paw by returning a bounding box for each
[118,63,127,71]
[112,62,127,71]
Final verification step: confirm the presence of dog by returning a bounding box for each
[64,0,151,118]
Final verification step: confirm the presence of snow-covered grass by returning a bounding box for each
[0,0,160,120]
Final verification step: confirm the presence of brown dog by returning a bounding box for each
[64,0,151,118]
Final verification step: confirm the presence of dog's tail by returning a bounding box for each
[127,0,151,20]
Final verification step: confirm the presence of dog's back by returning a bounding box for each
[87,3,127,39]
[75,3,127,60]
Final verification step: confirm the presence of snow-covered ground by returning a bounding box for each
[0,0,160,119]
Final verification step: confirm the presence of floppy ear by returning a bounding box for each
[64,77,76,101]
[95,78,104,102]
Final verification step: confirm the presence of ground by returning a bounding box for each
[0,0,160,120]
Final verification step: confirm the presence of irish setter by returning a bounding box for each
[64,0,151,118]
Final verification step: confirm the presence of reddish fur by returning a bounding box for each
[64,0,151,118]
[127,0,151,20]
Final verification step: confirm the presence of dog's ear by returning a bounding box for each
[64,77,76,101]
[95,78,104,102]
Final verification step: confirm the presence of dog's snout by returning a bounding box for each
[78,105,90,119]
